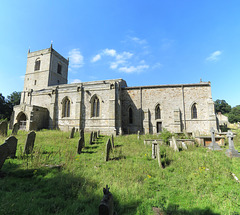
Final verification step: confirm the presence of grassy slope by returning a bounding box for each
[0,129,240,215]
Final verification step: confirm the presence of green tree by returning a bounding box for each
[228,105,240,123]
[7,91,21,108]
[214,99,231,114]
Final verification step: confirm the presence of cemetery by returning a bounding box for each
[0,125,240,214]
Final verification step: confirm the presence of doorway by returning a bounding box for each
[156,122,162,133]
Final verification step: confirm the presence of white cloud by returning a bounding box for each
[206,50,222,62]
[68,49,84,68]
[152,63,163,69]
[103,49,117,57]
[119,65,149,73]
[91,54,101,62]
[71,79,82,84]
[130,36,147,45]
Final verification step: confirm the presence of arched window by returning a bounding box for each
[57,63,62,74]
[129,107,133,124]
[155,104,161,119]
[191,103,197,119]
[62,97,70,117]
[91,95,100,117]
[34,58,41,71]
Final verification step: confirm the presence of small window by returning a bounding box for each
[155,104,161,119]
[34,80,37,85]
[129,107,133,124]
[191,103,197,119]
[57,63,62,74]
[34,59,41,71]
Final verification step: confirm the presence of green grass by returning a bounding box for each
[0,129,240,214]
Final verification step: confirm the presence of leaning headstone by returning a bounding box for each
[156,144,163,168]
[12,123,20,135]
[208,127,222,151]
[69,127,75,138]
[105,138,111,161]
[226,130,240,157]
[171,136,179,152]
[24,131,36,154]
[89,132,93,145]
[0,121,8,136]
[99,185,114,215]
[111,134,114,149]
[77,137,84,154]
[0,136,18,169]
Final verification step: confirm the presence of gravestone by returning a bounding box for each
[171,136,179,152]
[89,132,93,145]
[208,127,222,151]
[12,123,20,135]
[80,129,85,147]
[152,140,157,159]
[77,137,84,154]
[97,130,100,138]
[226,130,240,157]
[0,121,8,136]
[99,185,114,215]
[156,144,163,168]
[105,138,111,161]
[0,136,18,169]
[24,131,36,154]
[111,134,114,149]
[137,130,140,140]
[69,127,75,138]
[181,141,188,150]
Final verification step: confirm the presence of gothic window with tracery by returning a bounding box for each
[155,104,161,119]
[63,97,70,117]
[91,96,100,117]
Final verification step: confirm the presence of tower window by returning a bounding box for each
[191,103,197,119]
[57,63,62,74]
[34,58,41,71]
[34,80,37,85]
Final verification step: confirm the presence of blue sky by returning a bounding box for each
[0,0,239,107]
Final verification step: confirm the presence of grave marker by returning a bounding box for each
[99,185,114,215]
[152,140,157,159]
[80,129,85,147]
[89,132,93,145]
[226,130,240,157]
[156,144,163,168]
[171,136,179,152]
[12,123,20,135]
[105,138,111,161]
[24,131,36,154]
[69,127,75,138]
[111,134,114,149]
[77,137,84,154]
[0,121,8,136]
[208,127,222,151]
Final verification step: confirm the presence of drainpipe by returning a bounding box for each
[182,85,186,131]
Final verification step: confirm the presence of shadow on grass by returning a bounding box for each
[82,151,96,154]
[0,162,141,215]
[114,145,123,148]
[110,156,126,161]
[153,204,221,215]
[85,146,98,149]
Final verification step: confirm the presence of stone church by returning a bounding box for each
[13,46,217,135]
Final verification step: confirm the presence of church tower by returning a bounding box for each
[23,45,68,92]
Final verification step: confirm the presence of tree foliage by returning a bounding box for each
[228,105,240,123]
[214,99,231,114]
[0,91,21,120]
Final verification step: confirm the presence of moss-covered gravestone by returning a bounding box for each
[80,129,85,147]
[0,121,8,136]
[89,132,93,145]
[69,127,75,139]
[24,131,36,154]
[77,137,84,154]
[105,139,111,161]
[12,123,20,135]
[208,127,222,151]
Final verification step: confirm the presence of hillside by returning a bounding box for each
[0,129,240,214]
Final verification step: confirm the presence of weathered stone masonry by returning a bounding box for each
[13,46,217,135]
